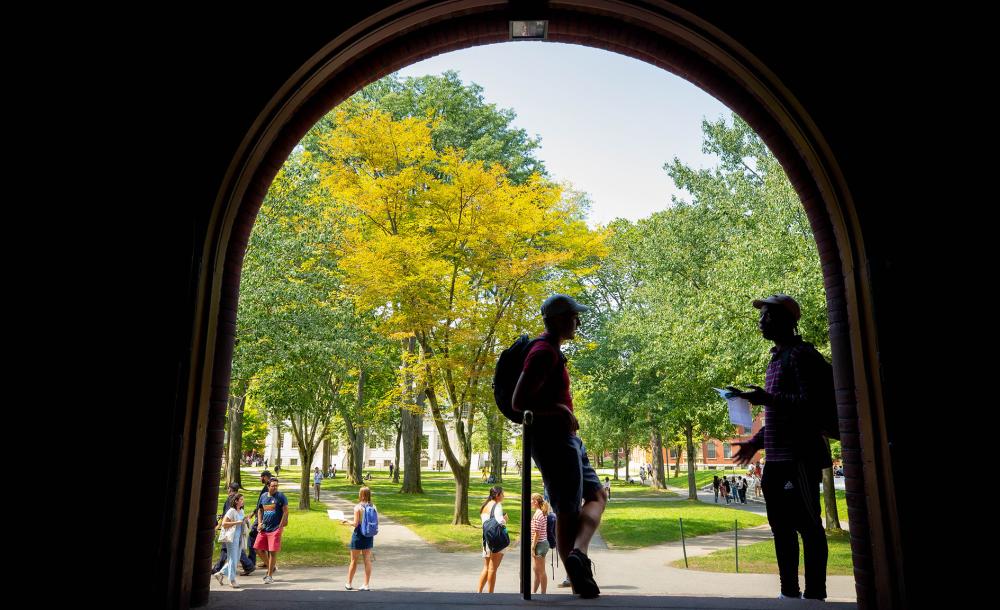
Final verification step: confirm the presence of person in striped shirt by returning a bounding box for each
[530,493,551,594]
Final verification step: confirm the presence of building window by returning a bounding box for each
[723,443,732,459]
[421,434,429,449]
[290,435,298,449]
[420,459,429,467]
[384,460,391,467]
[706,443,717,459]
[368,459,375,467]
[290,458,298,466]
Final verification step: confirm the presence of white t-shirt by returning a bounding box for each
[480,501,506,524]
[314,472,322,484]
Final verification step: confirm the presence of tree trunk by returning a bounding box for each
[227,395,245,489]
[393,422,402,483]
[453,462,471,525]
[322,437,331,474]
[624,441,630,482]
[275,423,282,468]
[685,423,698,500]
[487,408,503,483]
[613,451,620,480]
[674,445,681,479]
[298,447,316,509]
[650,429,666,489]
[822,438,842,530]
[400,338,424,494]
[354,427,365,483]
[342,415,365,485]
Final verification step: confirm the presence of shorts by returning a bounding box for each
[534,540,550,557]
[530,432,603,515]
[350,527,374,550]
[253,528,282,552]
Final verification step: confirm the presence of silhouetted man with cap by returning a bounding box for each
[512,294,606,599]
[730,294,833,601]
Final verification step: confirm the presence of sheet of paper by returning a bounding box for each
[714,388,753,428]
[327,509,346,521]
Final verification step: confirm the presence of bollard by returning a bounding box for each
[680,517,688,568]
[735,519,739,573]
[521,410,533,600]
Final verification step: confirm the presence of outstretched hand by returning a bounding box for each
[732,441,757,466]
[726,384,770,405]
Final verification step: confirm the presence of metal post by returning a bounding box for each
[735,520,739,573]
[521,410,533,600]
[679,517,688,568]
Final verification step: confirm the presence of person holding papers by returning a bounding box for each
[728,294,837,602]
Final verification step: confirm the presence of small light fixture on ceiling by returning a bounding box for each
[510,20,548,40]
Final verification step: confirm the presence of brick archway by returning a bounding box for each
[173,2,899,607]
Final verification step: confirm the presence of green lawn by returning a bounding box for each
[599,499,769,549]
[674,528,854,575]
[214,485,352,567]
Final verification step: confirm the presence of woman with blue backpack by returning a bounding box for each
[476,486,509,593]
[341,486,378,591]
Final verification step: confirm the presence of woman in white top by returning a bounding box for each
[476,486,508,593]
[214,493,250,588]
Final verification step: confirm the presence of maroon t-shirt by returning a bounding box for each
[520,332,573,413]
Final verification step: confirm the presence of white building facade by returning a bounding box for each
[263,420,518,474]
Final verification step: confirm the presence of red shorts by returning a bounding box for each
[253,528,283,552]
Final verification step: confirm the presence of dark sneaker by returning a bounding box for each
[242,566,256,576]
[565,548,600,598]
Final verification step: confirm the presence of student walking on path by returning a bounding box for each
[213,493,251,588]
[253,477,288,584]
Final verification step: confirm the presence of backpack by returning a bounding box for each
[493,335,565,424]
[482,502,510,553]
[545,512,557,548]
[780,343,840,441]
[360,503,379,537]
[493,334,549,423]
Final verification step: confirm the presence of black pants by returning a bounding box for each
[761,461,828,599]
[247,524,260,565]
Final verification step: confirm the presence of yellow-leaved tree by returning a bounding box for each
[319,106,605,524]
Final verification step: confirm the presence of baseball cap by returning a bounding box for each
[752,294,801,321]
[541,294,590,318]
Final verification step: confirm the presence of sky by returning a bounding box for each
[398,42,733,226]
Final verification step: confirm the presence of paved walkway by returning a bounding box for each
[209,479,856,606]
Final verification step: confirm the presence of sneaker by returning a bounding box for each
[213,571,224,585]
[565,548,600,599]
[230,582,240,589]
[359,585,370,591]
[557,578,572,588]
[242,566,256,576]
[778,593,802,599]
[263,575,273,584]
[345,583,354,590]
